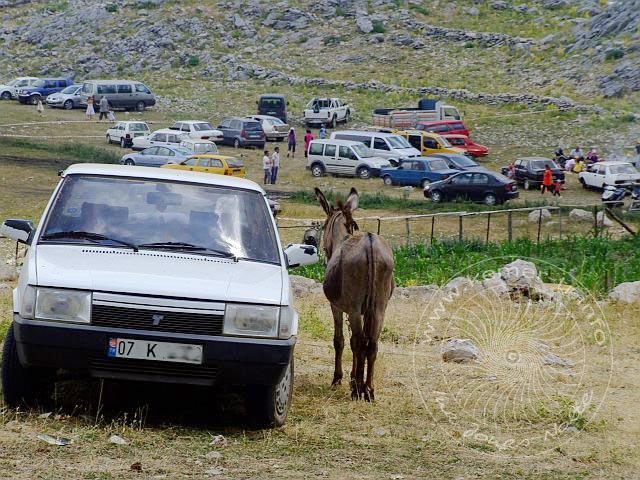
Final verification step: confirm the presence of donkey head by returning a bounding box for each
[314,187,359,260]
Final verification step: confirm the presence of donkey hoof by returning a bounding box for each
[331,378,342,388]
[363,388,375,402]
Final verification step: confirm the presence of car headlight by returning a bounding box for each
[224,304,279,338]
[278,305,297,339]
[34,287,91,323]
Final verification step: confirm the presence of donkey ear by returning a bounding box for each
[314,187,332,215]
[344,187,359,213]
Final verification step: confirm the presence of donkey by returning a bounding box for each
[315,187,395,401]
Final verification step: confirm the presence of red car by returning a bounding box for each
[415,120,469,137]
[442,134,489,157]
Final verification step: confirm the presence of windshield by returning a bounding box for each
[60,86,78,94]
[449,155,478,168]
[244,122,262,131]
[41,175,280,264]
[428,159,449,170]
[192,143,219,154]
[193,122,214,131]
[227,158,244,168]
[31,80,45,88]
[172,147,192,156]
[609,164,637,175]
[7,79,17,86]
[352,144,375,158]
[531,160,558,169]
[443,107,461,120]
[270,117,285,125]
[437,136,452,148]
[130,123,149,132]
[387,136,412,149]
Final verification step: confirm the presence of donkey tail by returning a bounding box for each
[363,232,377,339]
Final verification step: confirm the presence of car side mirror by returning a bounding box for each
[284,244,318,268]
[1,219,35,245]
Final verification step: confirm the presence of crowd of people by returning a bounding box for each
[553,145,602,173]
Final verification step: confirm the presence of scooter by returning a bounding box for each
[629,185,640,211]
[602,185,626,207]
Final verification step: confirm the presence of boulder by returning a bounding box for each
[596,211,613,228]
[441,339,480,363]
[0,262,16,282]
[289,275,319,297]
[609,281,640,304]
[355,15,373,34]
[569,208,593,223]
[490,0,508,9]
[528,208,551,223]
[499,259,547,299]
[393,285,438,300]
[534,341,574,367]
[481,272,509,296]
[467,6,479,16]
[443,276,480,295]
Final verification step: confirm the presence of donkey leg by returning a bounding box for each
[348,313,366,400]
[331,306,344,387]
[364,336,378,402]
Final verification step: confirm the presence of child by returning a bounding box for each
[108,106,116,122]
[36,98,44,115]
[553,179,562,197]
[85,96,95,120]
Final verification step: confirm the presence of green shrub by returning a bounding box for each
[187,56,199,67]
[323,35,345,46]
[604,48,624,61]
[409,4,429,15]
[133,0,158,9]
[105,3,118,12]
[297,35,309,44]
[336,5,346,16]
[371,21,385,34]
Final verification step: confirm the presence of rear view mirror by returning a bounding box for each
[284,244,318,268]
[1,219,35,244]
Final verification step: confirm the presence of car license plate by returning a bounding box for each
[107,338,203,364]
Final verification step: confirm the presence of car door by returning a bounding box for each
[406,135,422,154]
[593,165,607,188]
[448,172,474,201]
[191,157,211,172]
[470,173,490,201]
[138,147,159,166]
[116,83,133,108]
[209,158,225,174]
[514,159,526,182]
[338,145,357,175]
[149,133,165,147]
[424,136,440,155]
[373,137,390,157]
[323,143,337,173]
[153,147,173,166]
[181,123,193,138]
[229,120,242,143]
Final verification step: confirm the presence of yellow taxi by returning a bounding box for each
[395,129,466,156]
[162,154,246,177]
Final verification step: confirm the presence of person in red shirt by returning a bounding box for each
[541,165,553,195]
[553,179,562,197]
[304,129,313,158]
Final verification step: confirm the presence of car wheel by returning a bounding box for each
[310,163,325,177]
[357,166,371,179]
[430,190,443,203]
[124,158,135,165]
[329,115,337,128]
[120,138,126,148]
[247,358,293,428]
[106,134,112,144]
[29,95,40,105]
[63,99,73,110]
[484,193,497,206]
[0,91,11,100]
[420,179,431,189]
[1,323,55,409]
[523,179,531,190]
[233,138,241,149]
[345,110,350,123]
[135,101,146,112]
[383,175,393,186]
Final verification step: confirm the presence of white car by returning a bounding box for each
[168,121,223,142]
[179,138,219,155]
[303,97,351,128]
[106,121,151,148]
[578,161,640,190]
[0,77,39,100]
[247,115,289,141]
[0,163,318,427]
[306,139,391,179]
[132,128,188,151]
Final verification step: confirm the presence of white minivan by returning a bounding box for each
[0,164,318,427]
[330,130,421,166]
[306,139,391,179]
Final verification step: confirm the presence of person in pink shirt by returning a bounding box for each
[304,129,313,158]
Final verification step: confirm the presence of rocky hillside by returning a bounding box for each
[0,0,638,111]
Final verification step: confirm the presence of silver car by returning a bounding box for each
[45,84,83,109]
[120,145,192,167]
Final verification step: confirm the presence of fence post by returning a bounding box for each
[430,216,435,245]
[593,205,599,238]
[486,213,491,244]
[377,218,381,235]
[405,218,411,248]
[458,215,463,242]
[558,208,563,240]
[507,211,513,243]
[537,208,542,243]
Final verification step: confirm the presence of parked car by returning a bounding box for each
[578,161,640,190]
[372,98,462,129]
[80,80,155,112]
[381,157,459,188]
[0,77,40,100]
[442,134,489,158]
[428,153,487,171]
[500,157,565,190]
[303,97,350,128]
[217,117,266,149]
[162,154,246,177]
[330,130,421,166]
[106,121,151,148]
[257,94,288,122]
[179,139,219,155]
[132,128,188,151]
[395,130,466,156]
[17,78,74,105]
[247,115,289,142]
[120,145,192,167]
[168,121,223,142]
[44,84,83,110]
[306,139,391,179]
[424,171,519,206]
[0,163,318,427]
[415,120,470,137]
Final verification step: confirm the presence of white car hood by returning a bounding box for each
[397,147,421,157]
[35,245,283,305]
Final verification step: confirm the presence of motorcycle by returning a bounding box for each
[630,185,640,211]
[602,185,626,207]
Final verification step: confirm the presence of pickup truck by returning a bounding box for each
[372,98,462,129]
[303,98,350,128]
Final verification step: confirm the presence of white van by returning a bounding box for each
[0,164,318,427]
[330,130,421,166]
[80,80,156,112]
[306,139,391,179]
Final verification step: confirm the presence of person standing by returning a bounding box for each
[287,127,296,158]
[319,124,327,139]
[634,140,640,168]
[262,150,271,185]
[271,147,280,184]
[36,98,44,116]
[304,129,313,158]
[541,164,553,195]
[553,178,562,197]
[108,105,116,122]
[85,96,95,121]
[98,96,109,122]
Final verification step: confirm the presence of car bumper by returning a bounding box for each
[266,132,287,139]
[13,314,295,387]
[45,99,63,107]
[370,167,382,177]
[304,118,331,125]
[240,139,266,147]
[17,94,35,103]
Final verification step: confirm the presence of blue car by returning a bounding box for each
[381,157,460,188]
[17,77,74,105]
[427,153,489,172]
[120,145,192,167]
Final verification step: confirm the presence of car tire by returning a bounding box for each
[310,163,325,177]
[247,358,293,428]
[124,159,135,166]
[484,193,497,206]
[383,175,393,186]
[258,143,265,150]
[523,179,531,191]
[233,138,241,149]
[420,179,431,189]
[135,101,146,112]
[120,138,126,148]
[1,323,55,409]
[430,190,443,203]
[357,166,371,179]
[29,95,40,105]
[0,91,11,100]
[63,100,73,110]
[329,115,337,128]
[106,134,112,144]
[345,110,350,123]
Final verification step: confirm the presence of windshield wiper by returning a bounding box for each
[40,231,138,251]
[137,242,237,260]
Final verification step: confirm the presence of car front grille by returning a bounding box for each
[92,304,224,336]
[89,357,217,385]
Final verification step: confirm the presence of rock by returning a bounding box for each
[373,426,388,436]
[355,15,373,33]
[0,283,9,290]
[534,341,574,367]
[289,275,319,297]
[541,34,555,45]
[481,272,509,296]
[528,208,551,223]
[205,451,222,460]
[490,0,508,9]
[443,277,480,295]
[608,281,640,304]
[499,259,547,299]
[569,208,594,223]
[393,285,438,300]
[596,211,613,228]
[441,339,480,363]
[0,263,15,281]
[109,434,128,445]
[467,6,479,16]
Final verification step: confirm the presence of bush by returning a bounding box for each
[133,0,158,9]
[323,35,345,46]
[371,21,385,34]
[604,48,624,61]
[105,3,118,12]
[409,4,429,15]
[187,56,199,67]
[336,5,346,16]
[297,35,309,44]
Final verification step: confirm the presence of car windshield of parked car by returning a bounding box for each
[41,175,280,264]
[171,147,192,156]
[31,80,45,88]
[352,144,375,158]
[270,117,286,125]
[443,107,461,120]
[531,160,557,169]
[438,136,453,148]
[449,155,477,167]
[193,122,214,131]
[244,122,262,131]
[130,123,149,132]
[428,159,449,171]
[387,136,412,149]
[192,143,218,154]
[609,164,637,175]
[227,158,244,168]
[60,86,78,94]
[6,79,17,86]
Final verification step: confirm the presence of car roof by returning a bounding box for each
[116,120,148,124]
[82,79,143,84]
[259,94,285,98]
[223,116,260,122]
[152,128,186,134]
[311,139,364,147]
[597,161,635,166]
[62,164,263,192]
[441,134,468,139]
[250,115,281,120]
[418,120,465,126]
[180,138,214,144]
[187,154,237,160]
[398,129,440,137]
[518,157,553,161]
[333,130,401,138]
[173,120,212,124]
